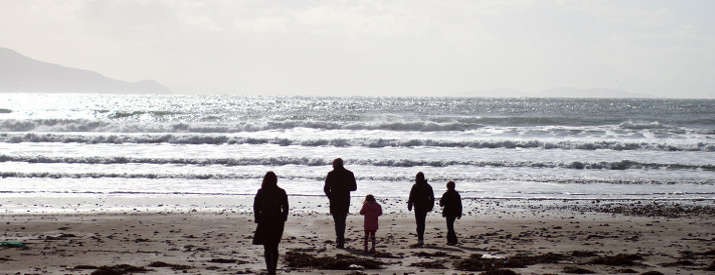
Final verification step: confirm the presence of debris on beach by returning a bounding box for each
[73,265,98,270]
[413,251,451,258]
[147,261,192,270]
[372,251,402,258]
[563,266,595,274]
[570,250,598,257]
[573,202,715,217]
[0,241,25,248]
[89,264,150,275]
[284,250,384,270]
[45,233,77,240]
[478,269,518,275]
[208,258,247,264]
[409,260,447,269]
[659,259,695,267]
[588,253,644,266]
[454,254,507,271]
[455,252,566,271]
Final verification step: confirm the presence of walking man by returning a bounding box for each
[324,158,357,248]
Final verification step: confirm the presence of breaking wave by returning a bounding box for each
[2,118,710,133]
[0,119,487,132]
[1,171,713,185]
[0,155,712,171]
[618,120,666,130]
[1,133,712,151]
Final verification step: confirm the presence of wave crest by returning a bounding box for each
[1,133,711,151]
[2,171,713,185]
[0,155,711,171]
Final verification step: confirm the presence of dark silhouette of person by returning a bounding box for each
[407,172,434,246]
[323,158,357,248]
[359,194,382,253]
[253,171,289,274]
[439,181,463,245]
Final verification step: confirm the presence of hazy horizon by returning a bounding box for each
[1,1,714,98]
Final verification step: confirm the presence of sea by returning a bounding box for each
[0,93,713,214]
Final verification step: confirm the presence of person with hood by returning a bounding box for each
[439,181,463,245]
[407,172,434,246]
[359,194,382,253]
[253,171,289,274]
[323,158,357,248]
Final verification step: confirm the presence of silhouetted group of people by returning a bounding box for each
[252,158,463,274]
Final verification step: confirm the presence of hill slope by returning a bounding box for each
[0,47,169,93]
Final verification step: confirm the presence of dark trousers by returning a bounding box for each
[364,230,376,251]
[332,212,347,246]
[258,221,284,274]
[263,242,279,274]
[414,210,427,241]
[446,216,458,244]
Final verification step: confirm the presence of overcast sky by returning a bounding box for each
[1,0,713,98]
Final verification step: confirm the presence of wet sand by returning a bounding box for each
[1,201,714,274]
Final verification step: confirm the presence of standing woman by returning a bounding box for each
[407,172,434,246]
[253,171,289,274]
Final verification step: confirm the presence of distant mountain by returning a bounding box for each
[0,47,169,93]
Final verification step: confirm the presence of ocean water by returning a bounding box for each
[0,93,713,213]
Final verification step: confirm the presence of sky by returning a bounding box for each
[1,0,714,98]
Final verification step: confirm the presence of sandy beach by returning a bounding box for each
[2,199,714,274]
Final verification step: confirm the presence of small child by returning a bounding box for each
[439,181,463,245]
[359,194,383,253]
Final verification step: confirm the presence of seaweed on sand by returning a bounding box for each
[588,253,644,266]
[89,264,150,275]
[148,261,193,270]
[455,252,566,271]
[284,250,385,270]
[563,266,595,274]
[479,269,518,275]
[413,251,451,258]
[409,260,447,269]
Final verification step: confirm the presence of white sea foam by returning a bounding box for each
[0,93,713,212]
[0,132,712,151]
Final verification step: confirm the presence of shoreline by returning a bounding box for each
[2,196,713,217]
[2,200,714,274]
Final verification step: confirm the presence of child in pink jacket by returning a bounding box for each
[359,194,382,253]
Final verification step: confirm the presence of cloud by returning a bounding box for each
[0,0,713,97]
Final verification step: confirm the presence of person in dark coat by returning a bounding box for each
[359,194,382,253]
[253,171,289,274]
[407,172,434,246]
[439,181,463,245]
[323,158,357,248]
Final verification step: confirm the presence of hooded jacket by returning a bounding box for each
[359,201,383,231]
